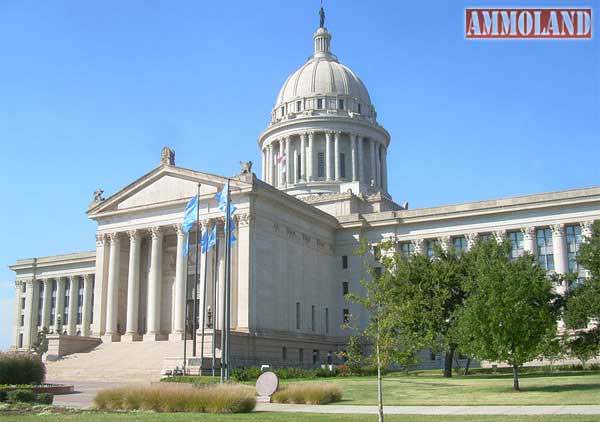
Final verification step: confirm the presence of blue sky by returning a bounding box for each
[0,1,598,350]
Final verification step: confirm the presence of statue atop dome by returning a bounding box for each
[319,5,325,28]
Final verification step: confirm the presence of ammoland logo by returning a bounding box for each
[465,8,592,39]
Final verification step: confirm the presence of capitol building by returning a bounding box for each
[9,13,600,377]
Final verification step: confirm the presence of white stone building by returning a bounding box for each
[9,17,600,371]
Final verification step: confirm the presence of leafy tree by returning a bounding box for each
[565,221,600,329]
[457,240,558,391]
[346,238,419,422]
[380,242,471,377]
[566,330,600,368]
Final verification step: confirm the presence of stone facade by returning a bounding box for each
[9,18,600,369]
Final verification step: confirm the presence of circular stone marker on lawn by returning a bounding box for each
[256,371,279,397]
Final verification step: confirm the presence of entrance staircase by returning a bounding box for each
[45,339,221,384]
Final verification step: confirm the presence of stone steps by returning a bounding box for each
[45,339,220,383]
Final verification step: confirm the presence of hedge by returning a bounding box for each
[0,353,45,385]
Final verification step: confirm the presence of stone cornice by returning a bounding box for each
[10,251,96,271]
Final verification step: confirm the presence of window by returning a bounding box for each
[299,348,304,364]
[312,349,320,365]
[507,231,524,260]
[50,280,57,325]
[400,242,414,258]
[282,347,287,362]
[536,228,554,271]
[373,246,381,261]
[295,302,301,330]
[18,333,23,349]
[566,225,583,274]
[327,351,333,364]
[338,99,344,110]
[21,297,25,310]
[342,282,349,296]
[77,282,84,325]
[430,352,436,361]
[453,236,468,254]
[373,267,382,278]
[426,240,438,258]
[317,152,325,178]
[317,98,323,109]
[90,279,95,324]
[280,106,284,116]
[479,233,493,242]
[325,308,329,334]
[64,280,70,323]
[343,308,350,323]
[20,314,24,327]
[296,100,302,112]
[339,153,346,178]
[38,281,44,327]
[311,305,316,332]
[342,255,348,269]
[297,154,301,180]
[357,103,362,114]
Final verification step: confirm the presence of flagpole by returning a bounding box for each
[224,180,232,380]
[212,233,219,378]
[220,197,227,383]
[192,184,201,358]
[199,223,209,375]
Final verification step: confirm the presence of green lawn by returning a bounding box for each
[277,371,600,406]
[2,413,600,422]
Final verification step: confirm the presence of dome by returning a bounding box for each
[270,26,376,124]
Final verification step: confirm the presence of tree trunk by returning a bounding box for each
[512,365,520,391]
[443,347,455,378]
[464,358,471,376]
[376,318,384,422]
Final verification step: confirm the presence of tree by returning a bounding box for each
[565,221,600,329]
[566,330,600,369]
[457,240,558,391]
[346,238,419,422]
[381,242,471,377]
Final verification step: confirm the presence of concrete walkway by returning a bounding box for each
[255,403,600,415]
[47,380,600,415]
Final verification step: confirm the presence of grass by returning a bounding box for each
[272,382,342,404]
[2,412,600,422]
[94,383,255,413]
[272,370,600,406]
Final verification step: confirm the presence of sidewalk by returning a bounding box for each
[255,403,600,415]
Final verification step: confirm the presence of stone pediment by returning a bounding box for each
[87,165,251,217]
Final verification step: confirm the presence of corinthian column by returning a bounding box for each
[521,226,536,255]
[23,279,35,349]
[103,232,121,342]
[357,135,365,183]
[307,132,314,181]
[285,136,291,185]
[41,278,51,330]
[370,139,376,186]
[300,133,307,182]
[123,230,142,342]
[375,143,382,187]
[81,274,93,336]
[411,238,425,255]
[55,277,65,334]
[334,131,340,180]
[67,276,78,336]
[552,224,568,294]
[145,226,163,341]
[170,224,188,341]
[351,134,358,182]
[325,131,333,181]
[92,233,109,336]
[382,145,388,191]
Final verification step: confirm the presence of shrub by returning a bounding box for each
[36,392,54,404]
[272,383,342,405]
[7,389,36,403]
[161,375,220,386]
[0,390,7,402]
[0,353,45,385]
[94,383,255,413]
[230,367,262,382]
[336,364,351,377]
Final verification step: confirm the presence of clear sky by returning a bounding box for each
[0,1,598,350]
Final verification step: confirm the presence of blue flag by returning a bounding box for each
[201,225,217,252]
[182,195,198,234]
[215,182,237,244]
